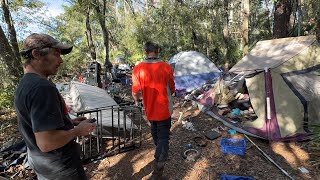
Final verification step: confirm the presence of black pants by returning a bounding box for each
[150,117,171,162]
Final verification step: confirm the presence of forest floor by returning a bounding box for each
[1,85,320,180]
[83,100,320,180]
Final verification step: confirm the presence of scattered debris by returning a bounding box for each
[205,130,221,140]
[182,149,200,162]
[193,137,207,147]
[228,129,237,135]
[298,167,309,174]
[185,143,193,149]
[182,121,196,131]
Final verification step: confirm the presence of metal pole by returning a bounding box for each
[244,134,294,180]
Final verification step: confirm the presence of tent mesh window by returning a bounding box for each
[281,65,320,131]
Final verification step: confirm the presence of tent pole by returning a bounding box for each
[244,134,295,180]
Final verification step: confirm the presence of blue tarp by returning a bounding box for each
[220,174,255,180]
[174,72,220,96]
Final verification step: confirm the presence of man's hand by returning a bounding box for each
[74,120,97,136]
[145,119,151,127]
[73,116,87,126]
[34,119,96,152]
[132,91,141,106]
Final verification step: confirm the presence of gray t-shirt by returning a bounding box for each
[14,73,85,179]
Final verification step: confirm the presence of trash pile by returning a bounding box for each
[174,99,255,178]
[173,96,297,180]
[0,141,34,179]
[180,72,258,125]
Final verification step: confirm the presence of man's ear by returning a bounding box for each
[143,50,147,55]
[31,49,40,59]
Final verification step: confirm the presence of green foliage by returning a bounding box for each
[249,0,273,42]
[309,124,320,168]
[0,83,15,111]
[47,0,248,69]
[4,0,319,89]
[0,51,17,110]
[11,0,44,10]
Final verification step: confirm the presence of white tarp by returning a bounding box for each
[62,81,136,130]
[168,51,220,76]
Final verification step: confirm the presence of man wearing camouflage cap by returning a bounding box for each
[14,33,96,180]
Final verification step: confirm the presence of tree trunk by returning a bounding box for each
[92,0,112,72]
[2,0,21,62]
[273,0,293,38]
[317,0,320,42]
[0,26,23,83]
[192,30,198,50]
[242,0,249,55]
[223,0,231,70]
[0,0,23,83]
[85,6,97,61]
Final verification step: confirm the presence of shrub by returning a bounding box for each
[0,84,15,111]
[309,124,320,168]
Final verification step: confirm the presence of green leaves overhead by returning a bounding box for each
[46,0,319,68]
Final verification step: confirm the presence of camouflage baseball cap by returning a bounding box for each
[20,33,73,56]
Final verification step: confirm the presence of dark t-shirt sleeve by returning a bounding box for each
[30,85,65,132]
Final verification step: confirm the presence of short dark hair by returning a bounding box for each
[144,41,160,53]
[23,47,51,67]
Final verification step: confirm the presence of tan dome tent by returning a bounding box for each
[207,36,320,141]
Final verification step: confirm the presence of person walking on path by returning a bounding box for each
[132,41,175,179]
[15,33,96,180]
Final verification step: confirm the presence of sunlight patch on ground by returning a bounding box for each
[183,158,211,179]
[271,142,309,168]
[131,149,155,172]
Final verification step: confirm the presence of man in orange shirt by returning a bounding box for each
[132,41,175,179]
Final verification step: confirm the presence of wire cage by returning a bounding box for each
[76,105,142,163]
